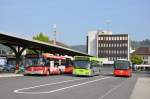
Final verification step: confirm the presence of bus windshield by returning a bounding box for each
[114,60,130,70]
[73,61,90,69]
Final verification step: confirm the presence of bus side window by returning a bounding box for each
[50,61,54,67]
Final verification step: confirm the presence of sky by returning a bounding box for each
[0,0,150,45]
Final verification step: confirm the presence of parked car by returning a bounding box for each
[3,64,15,71]
[0,65,4,72]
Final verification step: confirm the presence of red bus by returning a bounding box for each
[114,59,132,77]
[65,56,73,74]
[24,53,65,75]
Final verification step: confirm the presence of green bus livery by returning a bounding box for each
[73,56,102,76]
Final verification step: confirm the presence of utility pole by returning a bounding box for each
[53,24,57,44]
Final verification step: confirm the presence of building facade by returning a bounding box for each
[87,30,130,61]
[133,47,150,65]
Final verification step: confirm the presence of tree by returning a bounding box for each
[130,54,143,65]
[33,32,49,42]
[27,32,49,54]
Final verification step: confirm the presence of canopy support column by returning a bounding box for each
[3,44,26,73]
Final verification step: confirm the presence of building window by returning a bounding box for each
[117,43,120,47]
[110,50,113,54]
[120,37,122,40]
[106,50,108,54]
[100,44,102,47]
[117,50,119,54]
[103,44,105,47]
[109,37,111,40]
[119,50,120,54]
[122,50,124,54]
[114,50,116,54]
[122,37,124,40]
[104,50,105,54]
[111,50,113,54]
[108,50,110,54]
[125,36,128,40]
[143,56,148,59]
[143,61,148,64]
[125,50,127,54]
[117,37,119,40]
[120,50,122,54]
[106,37,108,40]
[114,43,116,47]
[112,37,114,40]
[120,44,122,47]
[123,43,125,47]
[101,50,103,54]
[106,44,108,47]
[111,44,113,47]
[114,37,116,40]
[108,43,110,47]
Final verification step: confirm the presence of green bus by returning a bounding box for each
[73,56,102,76]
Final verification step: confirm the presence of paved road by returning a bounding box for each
[0,72,139,99]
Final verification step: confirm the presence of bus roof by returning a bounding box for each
[26,53,65,60]
[74,56,101,62]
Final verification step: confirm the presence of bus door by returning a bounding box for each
[50,61,55,72]
[91,61,101,75]
[58,59,66,73]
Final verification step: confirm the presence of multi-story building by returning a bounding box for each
[87,30,130,61]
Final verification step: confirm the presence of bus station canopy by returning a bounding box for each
[0,32,91,56]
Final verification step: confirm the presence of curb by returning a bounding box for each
[0,74,23,78]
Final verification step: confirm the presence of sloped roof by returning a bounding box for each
[133,47,150,55]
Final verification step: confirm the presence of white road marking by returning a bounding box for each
[14,77,110,94]
[14,77,86,93]
[98,79,127,99]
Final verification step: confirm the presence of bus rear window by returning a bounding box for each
[114,61,130,70]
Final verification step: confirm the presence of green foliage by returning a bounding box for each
[131,54,143,65]
[27,32,49,54]
[33,32,49,42]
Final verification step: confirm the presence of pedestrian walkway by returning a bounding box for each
[0,73,23,78]
[130,77,150,99]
